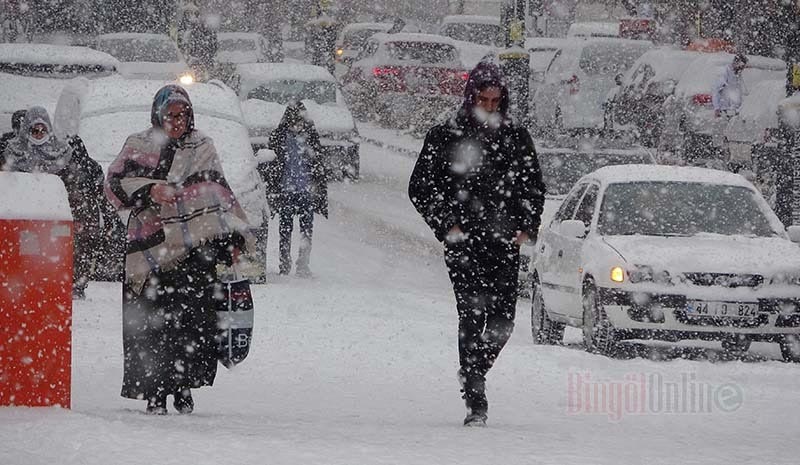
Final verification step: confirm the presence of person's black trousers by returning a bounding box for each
[444,237,520,384]
[278,192,314,274]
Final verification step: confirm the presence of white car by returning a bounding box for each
[216,32,281,65]
[233,63,360,179]
[723,79,784,171]
[518,145,656,294]
[438,15,503,47]
[92,33,190,80]
[342,32,467,129]
[334,22,393,68]
[530,164,800,362]
[0,43,119,133]
[533,38,652,134]
[57,77,268,279]
[660,53,785,160]
[567,21,620,38]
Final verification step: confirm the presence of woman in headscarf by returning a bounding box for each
[264,101,328,277]
[1,106,107,299]
[104,85,255,415]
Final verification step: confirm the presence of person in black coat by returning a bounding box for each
[0,109,26,164]
[408,61,546,427]
[1,106,118,299]
[263,101,328,277]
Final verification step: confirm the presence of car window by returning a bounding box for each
[579,42,651,76]
[344,29,384,49]
[95,38,178,62]
[247,80,337,104]
[574,184,599,226]
[553,183,589,222]
[219,38,257,52]
[440,23,501,46]
[357,40,379,61]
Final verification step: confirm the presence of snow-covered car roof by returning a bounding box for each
[371,32,459,46]
[584,165,754,189]
[724,79,784,142]
[75,77,243,123]
[95,32,175,42]
[441,15,501,26]
[218,32,262,41]
[340,22,393,33]
[674,53,786,97]
[567,21,620,38]
[0,172,72,221]
[0,43,119,69]
[524,37,578,51]
[235,63,335,85]
[623,47,701,83]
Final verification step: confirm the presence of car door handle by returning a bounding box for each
[558,250,563,258]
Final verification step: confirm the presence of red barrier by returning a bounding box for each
[0,173,73,408]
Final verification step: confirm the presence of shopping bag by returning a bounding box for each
[215,273,254,368]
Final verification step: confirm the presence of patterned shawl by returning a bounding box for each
[105,127,255,293]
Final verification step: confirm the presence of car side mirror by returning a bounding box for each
[788,225,800,243]
[560,219,587,238]
[254,148,276,164]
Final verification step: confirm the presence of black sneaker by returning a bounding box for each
[173,389,194,414]
[146,395,167,415]
[461,373,488,426]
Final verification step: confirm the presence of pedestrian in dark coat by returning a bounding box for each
[1,106,109,299]
[263,101,328,276]
[104,85,255,415]
[408,62,546,427]
[0,109,26,162]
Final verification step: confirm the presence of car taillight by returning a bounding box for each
[567,75,579,95]
[691,93,712,106]
[372,66,401,77]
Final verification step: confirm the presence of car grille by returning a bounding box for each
[682,273,764,288]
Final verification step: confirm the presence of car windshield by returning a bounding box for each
[598,182,777,237]
[385,41,458,63]
[343,29,384,49]
[247,79,336,104]
[95,38,178,62]
[441,23,501,46]
[540,152,653,195]
[0,62,115,78]
[219,38,257,52]
[580,42,651,76]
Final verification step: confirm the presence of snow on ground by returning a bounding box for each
[2,127,800,464]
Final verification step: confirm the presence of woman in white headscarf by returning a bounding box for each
[1,106,110,299]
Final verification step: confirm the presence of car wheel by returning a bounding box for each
[780,335,800,363]
[720,335,751,360]
[582,280,618,356]
[531,277,565,345]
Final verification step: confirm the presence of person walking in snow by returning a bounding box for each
[104,85,255,415]
[408,62,546,427]
[263,101,328,277]
[713,53,748,118]
[1,106,107,300]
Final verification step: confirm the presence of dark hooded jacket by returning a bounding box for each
[408,62,546,243]
[263,102,328,217]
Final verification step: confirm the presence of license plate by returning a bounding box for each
[686,301,759,318]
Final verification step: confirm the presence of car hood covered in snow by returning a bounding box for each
[242,99,356,135]
[603,234,800,276]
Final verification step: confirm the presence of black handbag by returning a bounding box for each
[215,270,254,369]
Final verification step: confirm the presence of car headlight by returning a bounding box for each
[179,72,195,85]
[628,265,672,284]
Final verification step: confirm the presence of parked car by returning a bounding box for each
[91,33,190,81]
[530,164,800,362]
[57,77,268,281]
[660,53,785,164]
[341,32,467,129]
[605,47,700,146]
[335,22,392,68]
[723,79,784,171]
[0,43,119,133]
[233,63,360,180]
[438,15,503,47]
[215,32,283,85]
[518,144,656,294]
[533,38,652,134]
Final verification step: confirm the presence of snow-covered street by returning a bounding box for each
[2,128,800,464]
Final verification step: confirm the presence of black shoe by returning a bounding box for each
[173,389,194,414]
[146,395,167,415]
[463,411,488,427]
